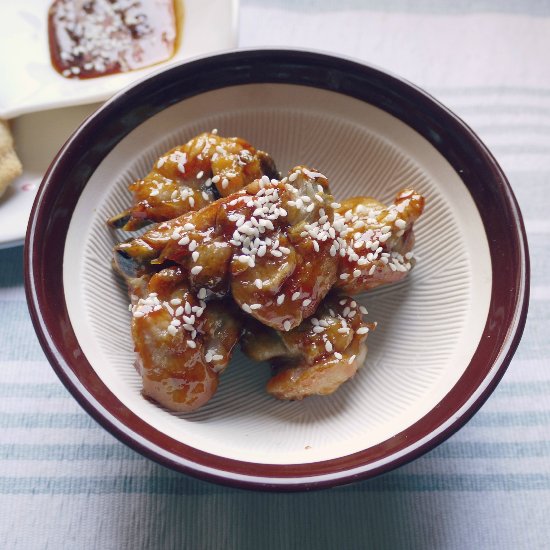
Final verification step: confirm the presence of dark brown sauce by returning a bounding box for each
[48,0,179,79]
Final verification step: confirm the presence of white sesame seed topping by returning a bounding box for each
[276,294,285,305]
[190,266,203,275]
[356,326,370,335]
[325,341,333,352]
[283,320,291,331]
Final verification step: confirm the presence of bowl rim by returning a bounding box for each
[25,48,530,491]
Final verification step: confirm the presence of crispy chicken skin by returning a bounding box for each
[334,189,425,293]
[115,166,340,331]
[128,267,242,412]
[242,294,375,400]
[108,132,279,231]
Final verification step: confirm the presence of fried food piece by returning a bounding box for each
[242,294,375,400]
[333,189,425,293]
[115,167,340,331]
[108,132,279,230]
[0,120,22,199]
[128,266,242,412]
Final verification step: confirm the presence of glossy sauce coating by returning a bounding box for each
[334,189,425,293]
[108,132,278,231]
[129,267,242,412]
[154,168,339,331]
[48,0,178,79]
[242,294,375,400]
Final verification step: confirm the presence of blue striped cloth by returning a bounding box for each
[1,1,549,548]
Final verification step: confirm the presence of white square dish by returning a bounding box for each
[0,0,238,119]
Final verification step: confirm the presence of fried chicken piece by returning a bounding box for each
[333,189,425,293]
[241,294,375,400]
[108,131,279,230]
[114,167,340,331]
[128,266,242,412]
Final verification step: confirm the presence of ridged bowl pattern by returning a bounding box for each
[64,84,491,465]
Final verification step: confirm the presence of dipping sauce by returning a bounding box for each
[48,0,179,79]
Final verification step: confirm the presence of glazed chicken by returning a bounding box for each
[242,294,375,400]
[127,266,242,412]
[109,132,426,412]
[108,131,279,230]
[114,166,340,331]
[333,189,425,293]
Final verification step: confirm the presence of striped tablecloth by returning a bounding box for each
[1,1,548,548]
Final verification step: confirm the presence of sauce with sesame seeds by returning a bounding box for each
[48,0,179,79]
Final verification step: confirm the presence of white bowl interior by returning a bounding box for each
[64,84,491,465]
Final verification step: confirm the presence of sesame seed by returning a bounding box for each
[197,170,204,178]
[291,292,301,301]
[192,251,199,262]
[187,340,197,348]
[167,325,178,335]
[395,218,407,229]
[303,299,312,307]
[254,279,263,289]
[212,175,221,184]
[348,355,356,365]
[242,304,252,314]
[190,266,203,275]
[368,265,376,275]
[250,303,262,310]
[325,341,333,352]
[198,288,207,299]
[283,320,291,331]
[189,240,198,252]
[313,241,320,252]
[356,326,370,335]
[212,354,223,361]
[175,306,184,316]
[340,273,349,280]
[353,269,361,278]
[170,298,182,305]
[334,352,343,360]
[359,305,368,314]
[276,294,285,305]
[313,326,325,333]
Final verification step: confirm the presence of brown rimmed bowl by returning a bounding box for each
[25,49,529,491]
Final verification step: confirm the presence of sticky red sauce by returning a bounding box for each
[48,0,179,79]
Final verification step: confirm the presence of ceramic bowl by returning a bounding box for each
[25,49,529,490]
